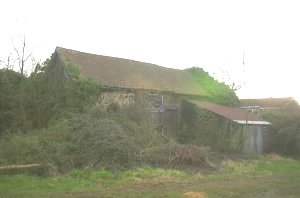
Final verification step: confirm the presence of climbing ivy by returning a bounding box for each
[187,67,239,105]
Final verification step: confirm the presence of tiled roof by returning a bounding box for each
[240,97,299,109]
[56,47,208,96]
[188,100,270,125]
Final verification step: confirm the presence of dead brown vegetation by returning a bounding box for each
[141,143,213,170]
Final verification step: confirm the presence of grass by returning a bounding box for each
[255,156,300,176]
[1,156,300,197]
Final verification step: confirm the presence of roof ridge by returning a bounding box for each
[54,47,208,96]
[241,97,294,100]
[55,46,184,72]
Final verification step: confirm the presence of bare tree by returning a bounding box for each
[230,82,243,92]
[219,69,244,92]
[12,35,33,76]
[11,35,34,131]
[0,54,15,70]
[220,53,247,92]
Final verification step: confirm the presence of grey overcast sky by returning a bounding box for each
[1,0,300,100]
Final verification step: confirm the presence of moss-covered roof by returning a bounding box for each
[55,47,208,96]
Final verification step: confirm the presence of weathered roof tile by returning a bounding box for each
[56,47,208,96]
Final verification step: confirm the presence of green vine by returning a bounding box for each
[187,67,239,105]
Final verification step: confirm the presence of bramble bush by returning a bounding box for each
[141,142,210,170]
[0,103,167,172]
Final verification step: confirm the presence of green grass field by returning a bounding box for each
[1,156,300,198]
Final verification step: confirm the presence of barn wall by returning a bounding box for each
[97,91,135,110]
[97,90,181,136]
[179,100,231,151]
[47,52,69,84]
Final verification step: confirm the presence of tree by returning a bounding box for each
[0,69,22,133]
[0,36,36,132]
[11,36,35,131]
[12,36,34,76]
[263,113,300,157]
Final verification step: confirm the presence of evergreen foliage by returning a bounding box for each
[263,112,300,157]
[178,100,240,152]
[0,69,23,132]
[0,56,101,134]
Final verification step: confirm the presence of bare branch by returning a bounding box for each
[20,35,26,76]
[9,34,35,76]
[11,38,21,61]
[6,56,12,69]
[24,51,33,62]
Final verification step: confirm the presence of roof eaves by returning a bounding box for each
[188,100,270,124]
[233,120,271,125]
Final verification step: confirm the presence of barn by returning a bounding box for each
[48,47,270,154]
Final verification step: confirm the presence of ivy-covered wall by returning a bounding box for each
[97,93,255,153]
[178,100,244,152]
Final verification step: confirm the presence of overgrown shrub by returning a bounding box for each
[0,115,211,172]
[0,69,24,133]
[67,116,140,169]
[0,120,70,167]
[0,104,165,172]
[263,113,300,157]
[0,133,41,165]
[0,58,102,134]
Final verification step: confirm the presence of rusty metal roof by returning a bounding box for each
[55,47,208,96]
[188,100,271,125]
